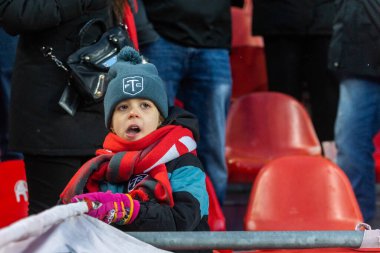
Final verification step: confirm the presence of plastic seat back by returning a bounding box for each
[226,92,321,183]
[0,159,29,228]
[206,175,226,232]
[230,46,268,100]
[244,155,363,231]
[230,0,268,100]
[205,176,233,253]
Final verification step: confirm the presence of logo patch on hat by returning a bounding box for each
[123,76,143,95]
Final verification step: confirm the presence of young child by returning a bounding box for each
[60,46,210,245]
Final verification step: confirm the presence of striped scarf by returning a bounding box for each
[60,125,196,207]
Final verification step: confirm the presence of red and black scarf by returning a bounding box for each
[60,125,196,207]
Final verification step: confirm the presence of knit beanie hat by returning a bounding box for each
[104,46,168,129]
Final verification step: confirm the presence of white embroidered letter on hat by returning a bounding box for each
[123,76,144,95]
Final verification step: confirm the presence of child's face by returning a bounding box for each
[111,98,162,141]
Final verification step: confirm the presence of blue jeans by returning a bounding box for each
[0,29,21,161]
[335,77,380,222]
[141,37,232,203]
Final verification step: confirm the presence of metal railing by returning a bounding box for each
[127,231,364,251]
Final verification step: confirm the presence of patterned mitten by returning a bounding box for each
[71,191,140,225]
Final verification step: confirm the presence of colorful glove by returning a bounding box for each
[71,191,140,225]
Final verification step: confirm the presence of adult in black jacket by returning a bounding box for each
[252,0,339,150]
[0,0,132,214]
[328,0,380,223]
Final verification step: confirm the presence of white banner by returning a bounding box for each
[0,202,170,253]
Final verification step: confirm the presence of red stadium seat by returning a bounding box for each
[206,176,226,232]
[230,0,268,100]
[231,0,258,48]
[244,155,363,231]
[230,46,268,100]
[0,159,29,228]
[206,176,233,253]
[226,92,322,183]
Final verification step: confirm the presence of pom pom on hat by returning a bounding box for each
[104,46,168,129]
[117,46,143,64]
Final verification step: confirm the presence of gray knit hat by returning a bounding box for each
[104,46,168,129]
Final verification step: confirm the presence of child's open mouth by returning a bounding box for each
[127,125,141,135]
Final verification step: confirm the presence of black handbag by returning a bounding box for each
[66,19,133,102]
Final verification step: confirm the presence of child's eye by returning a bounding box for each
[141,102,151,109]
[118,104,128,111]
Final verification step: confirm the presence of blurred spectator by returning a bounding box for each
[0,0,135,214]
[328,0,380,223]
[252,0,339,154]
[136,0,243,204]
[0,28,21,161]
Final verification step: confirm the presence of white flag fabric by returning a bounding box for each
[0,202,170,253]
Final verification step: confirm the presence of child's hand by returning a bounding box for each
[71,191,140,225]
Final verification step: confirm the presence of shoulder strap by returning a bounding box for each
[78,18,107,47]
